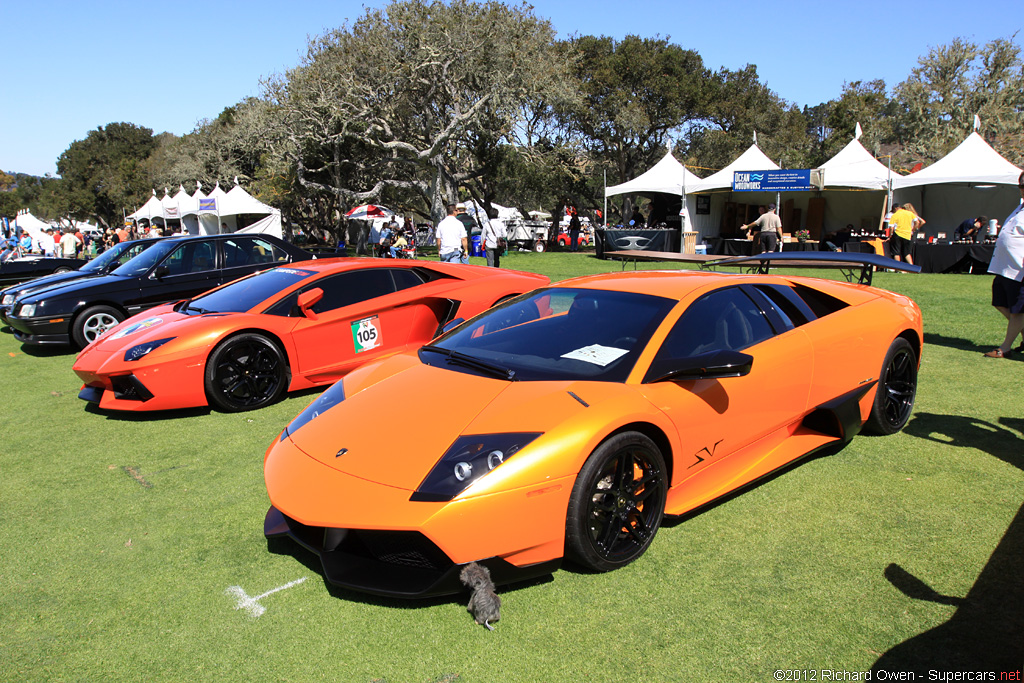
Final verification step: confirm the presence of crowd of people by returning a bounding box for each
[0,223,162,263]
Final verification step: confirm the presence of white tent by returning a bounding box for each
[893,132,1023,235]
[814,137,893,235]
[127,190,165,224]
[194,184,231,234]
[819,138,891,189]
[13,210,54,243]
[688,144,780,194]
[605,150,702,197]
[235,212,284,240]
[686,144,781,239]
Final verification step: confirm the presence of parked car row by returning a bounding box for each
[3,241,923,600]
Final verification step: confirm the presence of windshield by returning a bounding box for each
[82,240,156,274]
[421,287,675,382]
[111,239,182,277]
[187,267,317,313]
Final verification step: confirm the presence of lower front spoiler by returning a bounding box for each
[264,505,560,599]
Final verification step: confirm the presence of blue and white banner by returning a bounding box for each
[198,198,217,212]
[733,169,813,192]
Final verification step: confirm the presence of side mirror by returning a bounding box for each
[296,287,323,320]
[648,349,754,383]
[152,264,170,279]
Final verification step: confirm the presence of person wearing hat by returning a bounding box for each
[740,204,782,254]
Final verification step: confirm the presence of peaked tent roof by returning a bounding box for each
[220,183,275,216]
[194,184,230,215]
[127,191,165,222]
[605,150,703,197]
[688,144,780,193]
[892,132,1022,189]
[818,138,892,189]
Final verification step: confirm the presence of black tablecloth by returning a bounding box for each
[596,229,678,258]
[706,238,821,256]
[913,244,994,274]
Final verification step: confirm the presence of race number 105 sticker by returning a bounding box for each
[352,316,382,353]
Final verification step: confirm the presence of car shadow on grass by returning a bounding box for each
[19,342,76,357]
[83,402,212,421]
[872,413,1024,673]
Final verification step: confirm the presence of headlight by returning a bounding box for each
[124,337,175,362]
[281,380,346,440]
[2,293,14,305]
[411,432,542,502]
[18,303,36,318]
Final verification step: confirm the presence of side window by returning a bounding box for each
[223,239,250,269]
[308,269,397,314]
[249,238,290,264]
[390,268,427,292]
[161,241,217,276]
[653,287,776,362]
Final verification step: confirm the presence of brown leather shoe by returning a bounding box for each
[984,348,1011,358]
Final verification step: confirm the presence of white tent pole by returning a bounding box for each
[603,169,607,228]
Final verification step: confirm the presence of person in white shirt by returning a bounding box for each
[39,229,56,257]
[59,230,78,258]
[482,209,504,268]
[984,170,1024,358]
[436,203,468,263]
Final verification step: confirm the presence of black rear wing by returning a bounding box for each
[711,251,921,286]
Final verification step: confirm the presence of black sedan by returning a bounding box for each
[6,233,311,348]
[0,255,85,287]
[1,239,162,326]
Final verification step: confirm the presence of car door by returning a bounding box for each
[219,236,293,285]
[287,268,443,383]
[637,285,814,492]
[124,239,221,315]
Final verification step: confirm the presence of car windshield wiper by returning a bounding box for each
[421,345,516,381]
[186,305,214,315]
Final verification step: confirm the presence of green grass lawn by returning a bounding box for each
[1,252,1021,681]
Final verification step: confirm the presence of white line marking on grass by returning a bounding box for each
[225,576,307,618]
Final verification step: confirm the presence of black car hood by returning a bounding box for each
[7,270,107,298]
[20,273,137,304]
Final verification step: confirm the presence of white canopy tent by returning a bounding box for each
[197,183,280,237]
[13,210,54,243]
[604,150,702,231]
[686,144,781,239]
[892,132,1023,234]
[814,137,893,235]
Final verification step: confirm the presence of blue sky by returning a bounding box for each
[3,0,1021,177]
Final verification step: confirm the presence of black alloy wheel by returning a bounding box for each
[566,431,667,572]
[864,337,918,435]
[205,333,288,412]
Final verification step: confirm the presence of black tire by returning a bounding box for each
[864,337,918,435]
[204,333,288,412]
[72,305,124,348]
[566,431,667,572]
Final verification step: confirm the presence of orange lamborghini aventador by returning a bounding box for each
[264,253,923,597]
[73,259,548,412]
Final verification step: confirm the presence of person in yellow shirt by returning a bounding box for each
[887,203,920,265]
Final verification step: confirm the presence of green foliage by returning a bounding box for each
[56,122,157,228]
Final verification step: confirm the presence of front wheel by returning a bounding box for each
[566,432,667,572]
[204,333,288,412]
[864,337,917,435]
[72,305,124,348]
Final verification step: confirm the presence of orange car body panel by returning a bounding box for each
[72,259,549,411]
[264,268,923,588]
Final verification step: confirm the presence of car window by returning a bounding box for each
[161,241,216,276]
[391,267,427,291]
[651,287,776,361]
[224,237,289,268]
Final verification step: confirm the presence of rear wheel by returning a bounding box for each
[204,333,288,412]
[54,267,73,273]
[533,240,547,253]
[864,337,917,435]
[566,432,667,572]
[73,305,123,348]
